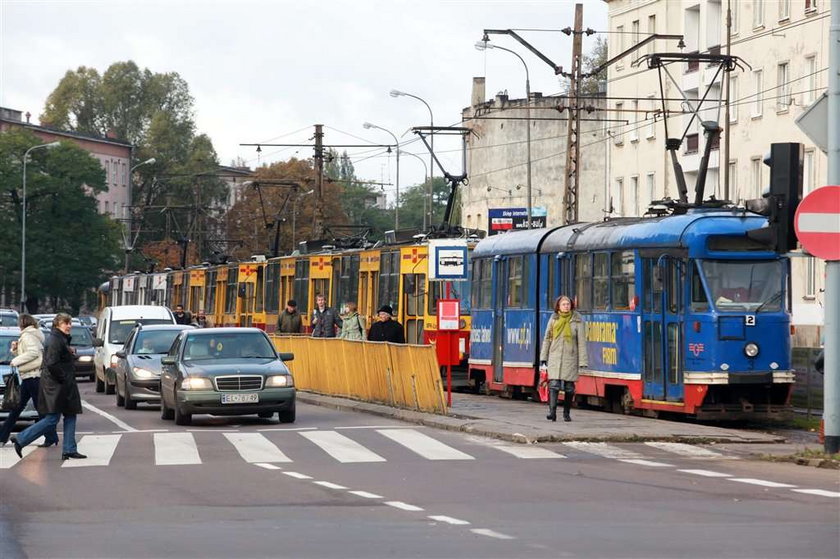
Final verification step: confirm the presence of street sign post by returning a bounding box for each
[437,299,460,407]
[794,185,840,260]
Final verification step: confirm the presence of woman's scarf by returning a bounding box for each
[552,311,573,340]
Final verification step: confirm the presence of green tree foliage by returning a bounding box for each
[397,177,453,231]
[0,130,122,313]
[325,149,393,240]
[580,37,608,96]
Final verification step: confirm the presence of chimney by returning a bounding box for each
[471,77,486,107]
[25,111,31,123]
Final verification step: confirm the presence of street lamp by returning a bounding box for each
[389,89,434,230]
[363,122,401,230]
[21,140,60,311]
[124,157,156,272]
[401,151,430,228]
[476,39,533,228]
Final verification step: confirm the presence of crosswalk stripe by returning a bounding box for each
[678,469,732,477]
[429,515,470,525]
[349,490,383,499]
[562,442,641,459]
[300,431,385,463]
[644,442,726,458]
[791,489,840,498]
[377,429,474,461]
[0,442,38,468]
[224,433,292,463]
[154,433,201,465]
[492,445,565,459]
[62,435,121,468]
[728,478,797,488]
[618,459,673,467]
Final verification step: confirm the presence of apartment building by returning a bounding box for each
[605,0,830,344]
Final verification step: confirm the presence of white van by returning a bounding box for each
[94,306,175,394]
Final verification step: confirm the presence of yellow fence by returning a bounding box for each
[270,336,448,414]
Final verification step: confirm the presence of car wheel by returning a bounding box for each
[277,402,296,424]
[95,374,105,393]
[258,411,275,419]
[173,391,192,426]
[160,393,174,420]
[124,386,137,410]
[104,376,115,395]
[115,378,125,407]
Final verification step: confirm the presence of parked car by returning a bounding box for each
[0,327,38,422]
[114,324,194,409]
[77,315,97,336]
[0,309,19,327]
[93,306,176,395]
[160,328,296,426]
[69,324,96,380]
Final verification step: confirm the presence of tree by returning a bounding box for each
[580,37,607,96]
[398,177,452,231]
[0,129,123,313]
[325,149,393,240]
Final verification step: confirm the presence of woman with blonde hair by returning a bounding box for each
[539,296,588,422]
[339,302,366,341]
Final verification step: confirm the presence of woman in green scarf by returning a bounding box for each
[539,296,588,421]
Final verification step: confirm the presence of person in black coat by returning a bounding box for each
[367,305,405,344]
[12,313,86,461]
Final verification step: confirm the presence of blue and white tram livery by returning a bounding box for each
[468,208,793,419]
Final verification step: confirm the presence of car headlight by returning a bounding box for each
[77,355,93,363]
[266,375,294,388]
[181,377,213,390]
[744,342,760,358]
[132,367,157,379]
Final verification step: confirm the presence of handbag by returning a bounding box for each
[1,367,22,411]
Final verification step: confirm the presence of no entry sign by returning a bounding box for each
[794,185,840,261]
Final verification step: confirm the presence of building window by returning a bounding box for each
[630,175,639,216]
[123,162,127,187]
[779,0,790,20]
[753,0,764,28]
[104,201,110,214]
[752,69,763,118]
[686,133,699,155]
[731,1,739,34]
[647,15,656,55]
[777,62,790,111]
[616,25,625,68]
[728,160,738,201]
[803,55,817,105]
[630,100,639,142]
[615,177,624,215]
[646,172,655,206]
[729,75,738,123]
[804,149,815,194]
[751,156,762,198]
[632,19,640,46]
[805,257,816,298]
[805,0,817,13]
[614,102,624,145]
[104,160,110,184]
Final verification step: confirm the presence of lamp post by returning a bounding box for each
[124,157,156,272]
[20,140,60,311]
[390,89,434,230]
[401,151,430,228]
[476,40,533,228]
[363,122,401,230]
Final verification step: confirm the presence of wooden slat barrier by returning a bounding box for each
[270,335,448,415]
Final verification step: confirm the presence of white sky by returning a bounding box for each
[0,0,607,201]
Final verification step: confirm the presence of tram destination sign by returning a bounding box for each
[794,185,840,261]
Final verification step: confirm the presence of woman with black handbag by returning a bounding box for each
[0,314,57,447]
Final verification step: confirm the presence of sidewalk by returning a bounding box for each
[297,391,789,445]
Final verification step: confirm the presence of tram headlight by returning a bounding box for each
[744,343,760,358]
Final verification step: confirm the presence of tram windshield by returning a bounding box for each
[699,260,784,312]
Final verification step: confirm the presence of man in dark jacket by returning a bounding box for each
[12,313,86,460]
[173,304,192,325]
[311,294,342,338]
[277,300,303,334]
[368,305,405,344]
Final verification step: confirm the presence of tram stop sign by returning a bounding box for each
[794,185,840,261]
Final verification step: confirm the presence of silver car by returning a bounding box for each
[0,327,38,422]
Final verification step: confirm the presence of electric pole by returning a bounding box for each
[312,124,326,239]
[563,3,583,225]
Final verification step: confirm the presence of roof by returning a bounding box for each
[471,227,561,257]
[0,116,133,148]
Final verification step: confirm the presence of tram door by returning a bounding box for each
[642,258,684,401]
[492,257,505,383]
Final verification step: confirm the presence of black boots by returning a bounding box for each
[546,388,559,421]
[563,390,574,422]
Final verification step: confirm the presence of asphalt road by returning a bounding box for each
[1,381,838,559]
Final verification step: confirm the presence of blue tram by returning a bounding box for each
[468,208,793,419]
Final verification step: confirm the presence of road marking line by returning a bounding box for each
[336,425,418,430]
[385,501,424,512]
[258,427,318,432]
[348,490,383,499]
[619,459,674,467]
[224,433,292,463]
[0,443,38,469]
[645,442,727,459]
[62,435,121,468]
[81,400,137,432]
[283,471,312,480]
[428,515,470,525]
[111,429,169,433]
[562,442,641,459]
[678,469,732,477]
[470,528,515,540]
[154,433,201,465]
[728,478,796,488]
[313,481,348,490]
[791,489,840,498]
[300,431,386,463]
[491,445,565,459]
[377,429,474,460]
[254,463,282,470]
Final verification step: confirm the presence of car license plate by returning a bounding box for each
[221,393,259,404]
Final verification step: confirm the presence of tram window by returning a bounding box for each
[575,254,592,311]
[378,251,399,314]
[312,279,329,306]
[644,321,655,383]
[405,273,425,316]
[206,270,217,315]
[265,263,279,313]
[593,253,609,310]
[454,280,471,314]
[651,321,663,384]
[255,266,265,313]
[481,259,492,308]
[294,260,310,312]
[611,251,636,311]
[470,260,481,309]
[337,255,360,313]
[225,266,238,314]
[667,261,682,313]
[690,264,709,312]
[667,323,680,385]
[507,256,524,307]
[700,260,784,312]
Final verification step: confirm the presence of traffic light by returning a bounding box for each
[746,142,803,253]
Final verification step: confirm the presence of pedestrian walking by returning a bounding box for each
[339,302,366,340]
[173,304,192,325]
[193,309,210,328]
[11,313,86,461]
[311,294,342,338]
[0,314,58,447]
[367,305,405,344]
[539,295,588,422]
[277,300,303,334]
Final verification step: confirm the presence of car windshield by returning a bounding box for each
[69,325,93,346]
[183,333,276,361]
[109,319,172,344]
[699,260,785,313]
[134,330,182,355]
[0,335,16,364]
[0,314,17,327]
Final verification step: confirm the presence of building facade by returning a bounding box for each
[605,0,829,344]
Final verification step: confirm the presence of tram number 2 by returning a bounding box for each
[745,315,756,326]
[602,347,618,365]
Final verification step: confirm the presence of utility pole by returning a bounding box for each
[563,3,583,225]
[312,124,326,239]
[723,0,732,201]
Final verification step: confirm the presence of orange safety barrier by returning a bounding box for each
[270,335,448,414]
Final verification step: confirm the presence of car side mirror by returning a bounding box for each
[92,338,104,347]
[161,356,176,365]
[115,351,126,359]
[278,352,294,362]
